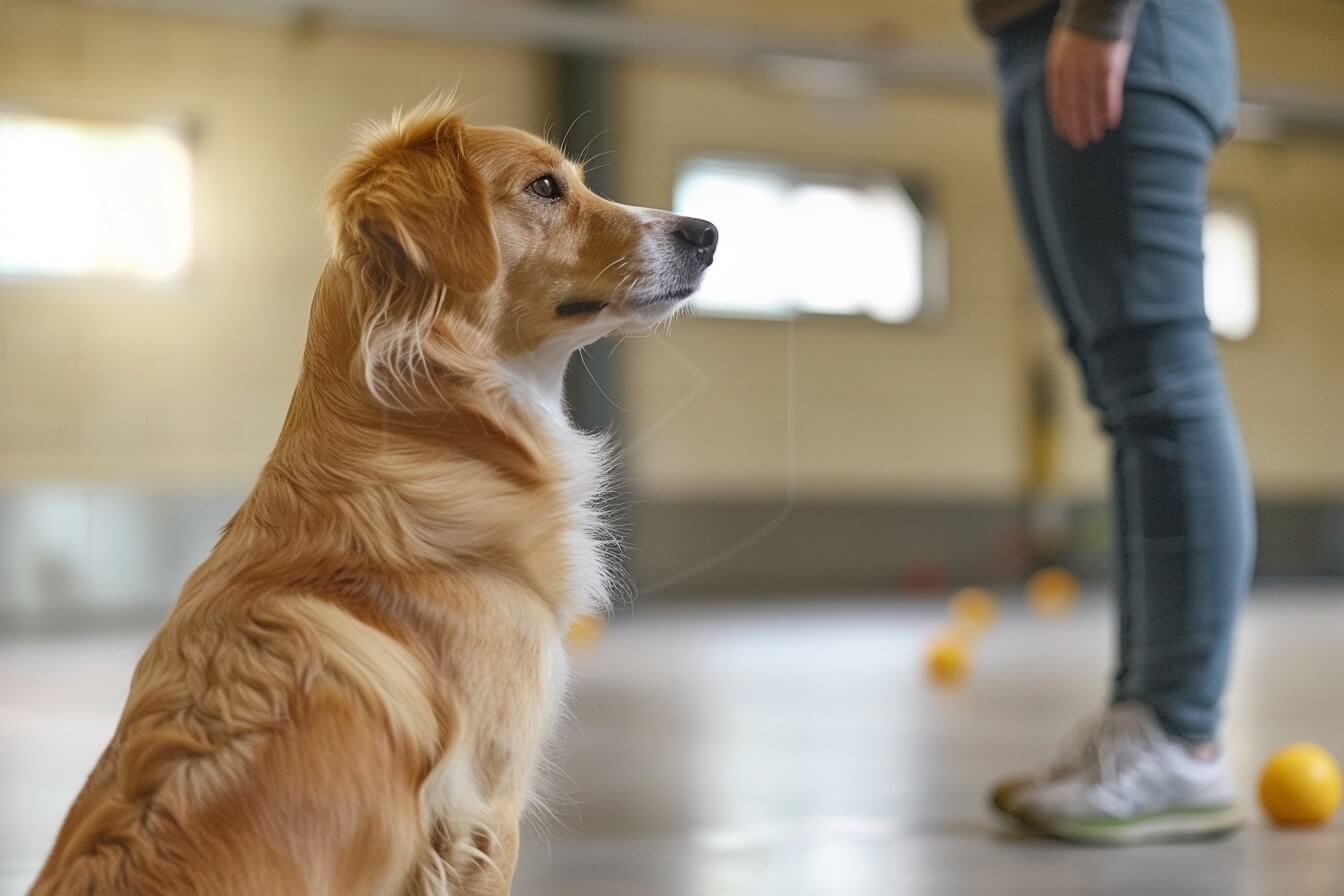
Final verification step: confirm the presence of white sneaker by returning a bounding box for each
[989,702,1146,819]
[990,702,1244,845]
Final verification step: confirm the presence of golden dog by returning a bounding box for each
[31,98,717,895]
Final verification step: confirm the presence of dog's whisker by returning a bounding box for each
[586,255,628,290]
[575,127,611,166]
[558,108,594,157]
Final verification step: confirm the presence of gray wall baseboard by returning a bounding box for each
[2,487,1341,627]
[0,486,242,628]
[633,497,1344,596]
[631,499,1030,596]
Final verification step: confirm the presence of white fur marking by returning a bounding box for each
[502,333,613,622]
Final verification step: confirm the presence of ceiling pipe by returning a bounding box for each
[94,0,1344,141]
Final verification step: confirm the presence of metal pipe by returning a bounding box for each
[95,0,1344,140]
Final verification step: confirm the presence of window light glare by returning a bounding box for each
[0,114,192,281]
[674,158,926,324]
[1203,208,1258,341]
[674,161,791,319]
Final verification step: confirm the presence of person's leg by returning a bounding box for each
[990,79,1252,847]
[1109,443,1140,701]
[993,0,1247,742]
[998,79,1140,706]
[986,4,1253,842]
[1020,82,1255,743]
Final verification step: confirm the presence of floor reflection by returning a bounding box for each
[3,591,1343,895]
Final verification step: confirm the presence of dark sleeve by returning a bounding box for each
[1056,0,1147,40]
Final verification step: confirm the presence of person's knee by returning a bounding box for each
[1090,324,1227,431]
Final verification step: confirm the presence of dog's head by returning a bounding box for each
[326,101,714,404]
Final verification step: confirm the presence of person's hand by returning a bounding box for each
[1045,26,1133,149]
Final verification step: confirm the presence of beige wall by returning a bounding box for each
[618,65,1031,500]
[619,0,1344,503]
[0,0,544,486]
[1,0,1341,503]
[1210,141,1344,498]
[631,0,1344,90]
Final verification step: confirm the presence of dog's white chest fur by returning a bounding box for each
[416,341,612,874]
[501,333,613,623]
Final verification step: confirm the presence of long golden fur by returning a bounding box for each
[31,98,716,896]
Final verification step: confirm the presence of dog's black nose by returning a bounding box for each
[673,217,718,256]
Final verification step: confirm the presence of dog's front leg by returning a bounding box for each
[406,802,520,896]
[458,806,520,896]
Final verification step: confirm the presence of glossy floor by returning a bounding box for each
[4,589,1342,895]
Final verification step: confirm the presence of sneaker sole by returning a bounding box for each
[1021,804,1246,846]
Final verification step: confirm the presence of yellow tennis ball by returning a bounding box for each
[949,586,998,632]
[1026,566,1078,617]
[925,634,970,686]
[565,613,605,652]
[1259,743,1343,827]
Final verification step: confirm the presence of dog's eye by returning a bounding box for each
[527,175,562,201]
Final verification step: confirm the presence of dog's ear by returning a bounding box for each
[330,114,499,295]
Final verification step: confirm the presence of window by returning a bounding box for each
[673,157,937,324]
[1203,205,1258,341]
[0,112,192,281]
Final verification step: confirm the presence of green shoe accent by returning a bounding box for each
[1024,803,1245,846]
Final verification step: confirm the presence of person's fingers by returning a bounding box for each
[1046,27,1134,147]
[1105,67,1125,130]
[1071,72,1094,146]
[1067,73,1093,148]
[1052,64,1083,148]
[1082,70,1106,144]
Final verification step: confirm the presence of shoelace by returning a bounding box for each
[1047,703,1162,782]
[1074,707,1172,816]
